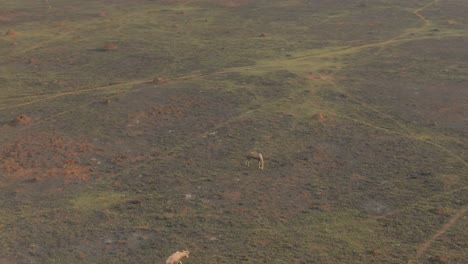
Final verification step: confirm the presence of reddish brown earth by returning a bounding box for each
[0,0,466,263]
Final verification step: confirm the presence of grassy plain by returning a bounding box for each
[0,0,467,263]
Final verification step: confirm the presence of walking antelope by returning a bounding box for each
[166,250,190,264]
[245,151,264,170]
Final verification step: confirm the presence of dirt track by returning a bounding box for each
[1,0,467,263]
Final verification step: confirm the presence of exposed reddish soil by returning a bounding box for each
[312,112,327,122]
[12,115,32,125]
[0,134,96,183]
[103,43,118,51]
[152,77,169,84]
[5,29,16,36]
[0,1,466,263]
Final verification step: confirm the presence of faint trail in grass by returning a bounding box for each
[323,78,414,133]
[5,5,133,58]
[0,80,149,111]
[9,29,80,57]
[3,0,464,174]
[0,0,453,111]
[173,12,464,83]
[374,186,467,221]
[407,205,467,264]
[414,0,440,27]
[322,77,466,149]
[287,0,443,62]
[331,112,467,166]
[16,92,128,130]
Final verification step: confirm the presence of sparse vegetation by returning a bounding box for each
[0,0,466,263]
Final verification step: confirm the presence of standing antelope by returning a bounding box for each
[166,250,190,264]
[245,151,264,170]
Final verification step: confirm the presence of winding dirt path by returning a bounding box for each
[407,206,467,264]
[3,0,466,170]
[414,0,440,27]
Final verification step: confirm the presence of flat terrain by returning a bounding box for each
[0,0,467,263]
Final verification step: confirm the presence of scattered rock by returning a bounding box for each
[23,177,38,183]
[313,112,327,122]
[102,43,118,51]
[447,19,458,25]
[126,199,142,205]
[78,252,87,259]
[28,244,39,255]
[431,207,451,216]
[152,77,169,84]
[5,29,16,36]
[12,115,32,125]
[418,171,432,177]
[361,200,389,215]
[28,57,40,65]
[429,255,449,264]
[202,131,217,138]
